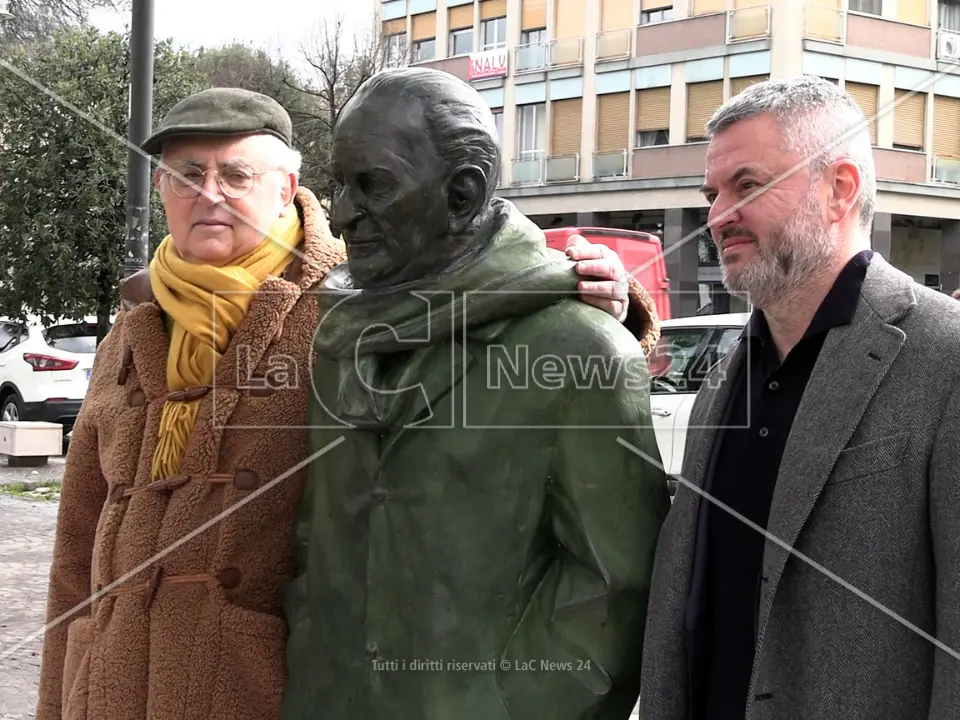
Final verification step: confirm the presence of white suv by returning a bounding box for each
[648,312,750,491]
[0,316,105,434]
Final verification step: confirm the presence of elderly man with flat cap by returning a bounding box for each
[34,85,655,720]
[279,67,669,720]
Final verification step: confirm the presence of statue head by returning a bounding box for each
[331,67,502,289]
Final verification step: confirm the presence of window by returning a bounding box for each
[0,323,26,353]
[413,38,436,63]
[521,27,546,45]
[492,110,504,145]
[43,322,101,354]
[385,33,407,67]
[517,103,546,158]
[848,0,881,15]
[636,129,668,147]
[449,28,473,56]
[482,17,507,49]
[941,0,960,31]
[640,6,674,25]
[648,327,713,394]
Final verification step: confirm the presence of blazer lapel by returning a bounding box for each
[756,256,915,639]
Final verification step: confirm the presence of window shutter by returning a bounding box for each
[522,0,547,29]
[845,82,878,145]
[597,92,630,152]
[412,12,436,40]
[556,0,586,38]
[893,89,925,150]
[730,75,768,96]
[480,0,507,20]
[897,0,926,26]
[685,81,722,140]
[692,0,726,14]
[448,5,473,29]
[602,0,633,30]
[551,98,583,156]
[934,95,960,157]
[637,87,671,132]
[382,18,406,36]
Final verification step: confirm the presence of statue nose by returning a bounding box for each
[332,193,363,235]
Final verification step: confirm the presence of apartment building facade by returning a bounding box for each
[378,0,960,316]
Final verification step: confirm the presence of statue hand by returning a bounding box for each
[565,234,629,323]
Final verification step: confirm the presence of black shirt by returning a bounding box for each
[695,250,873,719]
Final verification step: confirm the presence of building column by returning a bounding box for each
[871,212,892,260]
[941,220,960,296]
[663,208,701,318]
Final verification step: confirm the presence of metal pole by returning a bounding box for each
[123,0,154,278]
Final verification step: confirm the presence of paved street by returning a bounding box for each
[0,495,58,720]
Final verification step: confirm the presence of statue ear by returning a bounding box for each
[446,165,487,236]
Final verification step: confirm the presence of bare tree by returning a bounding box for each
[280,11,406,217]
[1,0,126,48]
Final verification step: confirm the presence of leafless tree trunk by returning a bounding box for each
[280,12,406,218]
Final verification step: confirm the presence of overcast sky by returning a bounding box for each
[89,0,373,71]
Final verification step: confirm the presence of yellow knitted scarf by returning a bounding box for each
[148,210,301,479]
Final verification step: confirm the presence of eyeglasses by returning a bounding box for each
[161,165,282,199]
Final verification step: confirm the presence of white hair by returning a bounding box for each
[704,75,876,229]
[264,134,303,177]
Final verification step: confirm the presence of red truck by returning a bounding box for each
[542,226,672,322]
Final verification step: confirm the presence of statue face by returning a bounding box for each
[330,102,451,289]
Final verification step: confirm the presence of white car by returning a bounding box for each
[648,312,750,491]
[0,316,105,435]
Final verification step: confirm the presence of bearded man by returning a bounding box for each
[639,75,960,720]
[279,67,671,719]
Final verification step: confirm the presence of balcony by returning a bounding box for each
[636,13,725,57]
[545,154,580,183]
[593,150,629,179]
[933,156,960,185]
[415,54,472,82]
[631,144,707,181]
[726,5,770,43]
[846,12,930,58]
[938,28,960,62]
[873,148,927,184]
[548,37,583,68]
[515,42,546,72]
[596,29,631,61]
[512,155,544,185]
[804,4,845,44]
[510,154,581,185]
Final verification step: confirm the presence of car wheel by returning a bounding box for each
[0,392,23,422]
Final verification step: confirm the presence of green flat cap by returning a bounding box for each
[141,87,293,155]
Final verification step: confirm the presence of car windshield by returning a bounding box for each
[43,322,103,354]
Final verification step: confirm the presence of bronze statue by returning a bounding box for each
[280,67,670,720]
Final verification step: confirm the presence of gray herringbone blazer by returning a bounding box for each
[637,255,960,719]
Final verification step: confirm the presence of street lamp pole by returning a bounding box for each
[123,0,155,278]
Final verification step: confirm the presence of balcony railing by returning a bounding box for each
[804,4,845,43]
[727,5,771,43]
[515,41,546,72]
[937,28,960,62]
[512,154,545,185]
[593,150,629,179]
[545,154,580,183]
[933,155,960,185]
[548,37,583,67]
[596,29,631,61]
